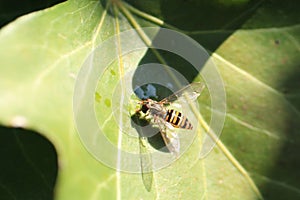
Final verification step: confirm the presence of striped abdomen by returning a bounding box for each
[164,109,193,130]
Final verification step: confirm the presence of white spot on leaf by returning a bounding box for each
[11,116,27,128]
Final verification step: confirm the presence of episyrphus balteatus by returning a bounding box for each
[133,82,205,191]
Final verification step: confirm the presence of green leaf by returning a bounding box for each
[0,0,299,199]
[213,16,300,200]
[0,0,65,27]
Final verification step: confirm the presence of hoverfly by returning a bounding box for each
[134,82,205,191]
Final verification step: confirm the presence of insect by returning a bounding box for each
[134,82,205,191]
[137,82,205,154]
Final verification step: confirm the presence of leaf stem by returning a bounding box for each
[122,2,180,31]
[117,1,183,88]
[121,1,232,35]
[122,0,265,36]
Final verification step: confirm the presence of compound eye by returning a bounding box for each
[141,104,148,113]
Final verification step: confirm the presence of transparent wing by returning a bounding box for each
[155,116,180,155]
[160,82,205,104]
[139,136,153,191]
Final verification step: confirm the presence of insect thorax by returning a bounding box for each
[148,102,166,118]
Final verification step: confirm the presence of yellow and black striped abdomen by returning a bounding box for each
[164,109,193,130]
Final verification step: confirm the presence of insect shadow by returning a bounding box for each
[130,111,170,153]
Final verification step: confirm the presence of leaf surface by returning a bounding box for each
[0,0,299,199]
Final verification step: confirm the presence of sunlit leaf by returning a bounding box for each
[0,0,299,199]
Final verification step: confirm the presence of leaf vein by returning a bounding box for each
[90,174,116,200]
[202,105,285,141]
[256,174,300,195]
[282,31,300,52]
[0,181,17,200]
[33,41,91,88]
[227,113,280,140]
[213,53,300,117]
[91,1,109,46]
